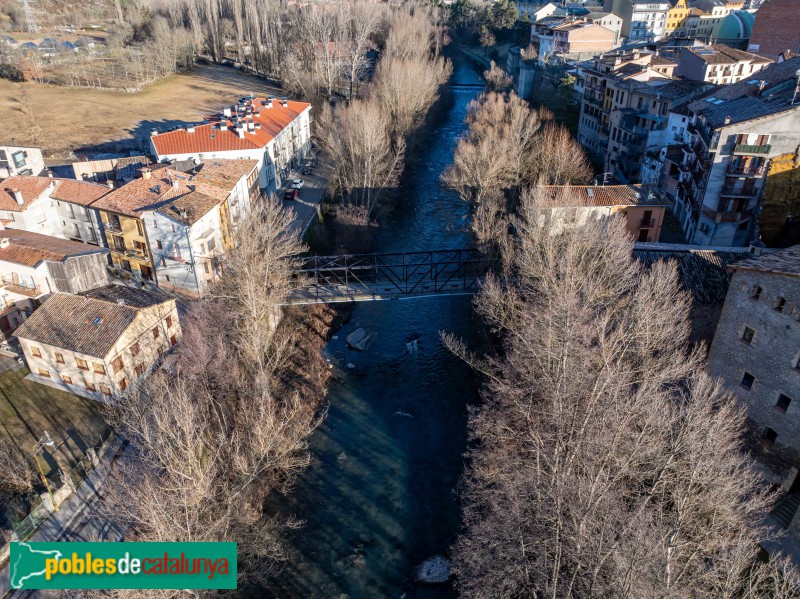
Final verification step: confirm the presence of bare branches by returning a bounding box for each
[0,436,35,494]
[451,193,793,598]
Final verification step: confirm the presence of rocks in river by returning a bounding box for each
[347,363,356,369]
[346,327,374,351]
[414,555,451,583]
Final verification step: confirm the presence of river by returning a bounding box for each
[262,55,485,598]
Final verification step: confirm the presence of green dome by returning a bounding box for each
[714,11,756,41]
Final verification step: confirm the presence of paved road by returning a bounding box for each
[278,153,331,238]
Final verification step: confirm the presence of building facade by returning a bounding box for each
[0,145,45,178]
[708,245,800,463]
[662,57,800,246]
[604,0,669,43]
[15,288,180,401]
[150,96,311,193]
[747,0,800,60]
[675,43,772,85]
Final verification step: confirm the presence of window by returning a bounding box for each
[31,346,42,358]
[166,316,173,329]
[12,151,26,168]
[93,362,105,375]
[37,368,50,378]
[750,285,762,300]
[775,297,786,312]
[55,352,64,364]
[136,220,144,236]
[170,334,177,347]
[156,239,163,250]
[85,381,96,392]
[61,374,72,385]
[741,372,754,390]
[741,326,755,344]
[207,238,215,252]
[76,358,89,370]
[99,385,112,397]
[762,427,778,447]
[119,378,128,391]
[152,326,160,339]
[160,258,167,267]
[776,394,793,413]
[111,356,124,374]
[131,342,140,357]
[135,363,145,377]
[204,262,210,274]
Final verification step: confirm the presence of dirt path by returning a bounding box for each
[0,64,283,158]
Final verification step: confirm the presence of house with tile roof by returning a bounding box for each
[149,95,311,193]
[0,175,111,245]
[15,288,180,400]
[92,160,258,294]
[676,43,772,85]
[661,56,800,246]
[0,229,110,339]
[535,184,669,241]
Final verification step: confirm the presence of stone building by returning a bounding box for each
[15,287,180,401]
[708,245,800,463]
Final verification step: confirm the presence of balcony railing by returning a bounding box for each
[726,163,766,176]
[2,282,40,297]
[640,218,656,228]
[123,248,149,261]
[104,222,122,233]
[721,186,758,197]
[734,144,771,155]
[701,207,754,223]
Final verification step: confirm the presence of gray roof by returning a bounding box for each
[14,293,147,358]
[81,285,173,308]
[730,245,800,277]
[633,244,751,303]
[700,95,786,128]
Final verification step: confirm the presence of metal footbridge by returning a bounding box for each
[285,249,491,305]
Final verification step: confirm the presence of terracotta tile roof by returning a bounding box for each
[51,179,110,206]
[151,97,311,156]
[14,292,158,358]
[730,245,800,277]
[0,176,110,211]
[0,229,107,268]
[538,184,669,207]
[93,169,222,225]
[168,159,258,201]
[0,176,51,211]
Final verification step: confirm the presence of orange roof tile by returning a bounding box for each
[150,98,311,156]
[51,179,110,206]
[0,176,52,211]
[0,228,107,268]
[538,185,670,207]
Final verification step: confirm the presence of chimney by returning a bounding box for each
[248,120,255,132]
[0,238,9,249]
[758,80,766,95]
[11,188,23,205]
[117,299,125,306]
[141,168,152,180]
[281,96,289,107]
[150,128,158,137]
[237,126,246,139]
[106,179,114,189]
[171,178,180,189]
[180,208,188,220]
[187,126,195,133]
[47,170,53,178]
[223,107,232,118]
[266,97,274,108]
[724,115,731,125]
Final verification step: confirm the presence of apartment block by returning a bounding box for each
[603,0,669,43]
[662,57,800,246]
[675,44,772,85]
[15,287,180,401]
[150,95,311,193]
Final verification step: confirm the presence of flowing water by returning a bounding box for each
[262,56,485,598]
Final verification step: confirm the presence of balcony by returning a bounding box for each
[726,163,766,176]
[640,218,656,228]
[2,282,40,298]
[701,207,754,223]
[734,144,771,155]
[720,185,758,197]
[584,94,605,109]
[104,221,122,233]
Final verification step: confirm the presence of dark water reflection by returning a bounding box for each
[260,56,484,598]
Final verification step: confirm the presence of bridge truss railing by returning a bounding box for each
[286,249,491,304]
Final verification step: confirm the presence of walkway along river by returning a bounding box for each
[261,55,485,598]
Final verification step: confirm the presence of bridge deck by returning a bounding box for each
[285,249,490,304]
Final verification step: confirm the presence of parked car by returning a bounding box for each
[283,189,298,201]
[302,166,313,175]
[291,178,304,189]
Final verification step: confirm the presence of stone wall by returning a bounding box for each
[708,268,800,458]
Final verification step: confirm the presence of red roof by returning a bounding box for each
[151,98,311,156]
[0,176,110,211]
[538,185,669,207]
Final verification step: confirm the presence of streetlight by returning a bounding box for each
[33,431,58,513]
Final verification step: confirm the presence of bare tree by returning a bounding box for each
[0,437,35,494]
[373,55,451,137]
[483,60,513,93]
[447,186,794,598]
[383,6,435,61]
[317,99,404,221]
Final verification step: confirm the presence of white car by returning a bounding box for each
[291,178,305,189]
